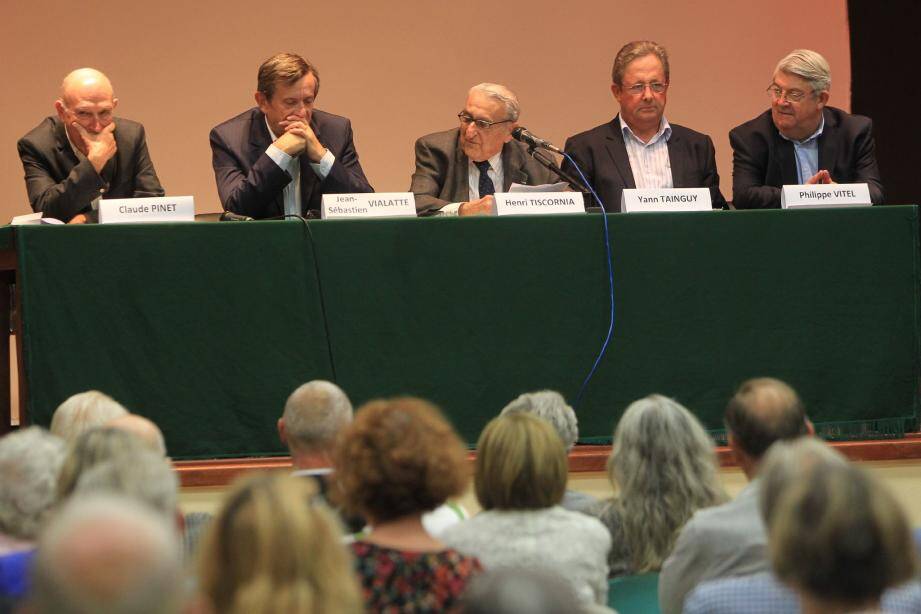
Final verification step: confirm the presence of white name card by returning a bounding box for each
[621,188,712,213]
[493,192,584,216]
[99,196,195,224]
[781,184,872,209]
[321,193,417,219]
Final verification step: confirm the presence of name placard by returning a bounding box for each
[621,188,712,213]
[99,196,195,224]
[321,193,417,219]
[493,192,584,216]
[781,184,871,209]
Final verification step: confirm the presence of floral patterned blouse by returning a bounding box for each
[350,541,482,613]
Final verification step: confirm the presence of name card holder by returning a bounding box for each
[493,192,584,216]
[99,196,195,224]
[781,184,872,209]
[621,188,712,213]
[321,193,417,219]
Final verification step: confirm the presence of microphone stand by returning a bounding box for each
[527,146,592,196]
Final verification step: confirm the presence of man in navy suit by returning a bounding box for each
[563,41,726,212]
[210,53,372,219]
[730,49,884,209]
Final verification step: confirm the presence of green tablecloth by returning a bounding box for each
[11,207,920,459]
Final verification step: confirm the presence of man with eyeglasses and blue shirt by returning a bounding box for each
[563,41,726,212]
[730,49,884,209]
[410,83,554,216]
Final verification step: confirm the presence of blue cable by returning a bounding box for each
[562,152,616,408]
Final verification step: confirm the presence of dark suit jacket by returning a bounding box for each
[729,106,884,209]
[410,128,556,215]
[17,116,164,223]
[562,116,727,212]
[210,108,372,219]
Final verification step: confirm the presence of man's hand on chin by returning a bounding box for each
[459,195,495,216]
[74,122,117,174]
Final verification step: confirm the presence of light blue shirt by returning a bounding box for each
[779,116,825,184]
[619,116,674,189]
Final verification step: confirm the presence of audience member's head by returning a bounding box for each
[197,472,362,614]
[278,380,352,467]
[758,436,849,526]
[334,397,469,524]
[724,377,809,475]
[605,394,726,572]
[29,494,182,614]
[770,462,918,612]
[107,413,167,456]
[50,391,128,442]
[0,427,65,547]
[460,566,582,614]
[500,390,578,452]
[73,447,179,522]
[56,427,150,503]
[475,412,567,511]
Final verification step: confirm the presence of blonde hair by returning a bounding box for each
[475,412,567,510]
[197,473,362,614]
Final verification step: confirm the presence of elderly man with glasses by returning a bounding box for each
[17,68,164,224]
[562,40,726,212]
[410,83,554,216]
[730,49,884,209]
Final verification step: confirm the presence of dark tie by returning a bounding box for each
[474,160,495,197]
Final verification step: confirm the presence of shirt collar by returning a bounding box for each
[472,149,503,172]
[619,115,672,146]
[265,116,279,141]
[779,114,825,145]
[61,121,84,158]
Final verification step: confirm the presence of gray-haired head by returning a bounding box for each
[774,49,832,94]
[74,448,178,521]
[30,494,182,614]
[281,380,353,453]
[107,414,167,456]
[606,394,726,572]
[469,83,520,122]
[51,391,128,443]
[57,427,150,504]
[0,427,66,540]
[460,566,582,614]
[758,436,848,526]
[500,390,578,451]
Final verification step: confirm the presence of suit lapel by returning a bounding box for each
[53,119,82,173]
[298,115,323,213]
[501,141,530,190]
[817,108,837,175]
[249,110,285,216]
[666,130,684,187]
[605,117,636,189]
[452,135,469,201]
[772,129,799,185]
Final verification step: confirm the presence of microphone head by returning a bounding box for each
[511,126,526,139]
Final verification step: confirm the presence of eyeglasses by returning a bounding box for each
[458,112,512,130]
[621,82,668,96]
[766,85,811,103]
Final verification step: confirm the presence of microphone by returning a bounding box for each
[512,127,564,155]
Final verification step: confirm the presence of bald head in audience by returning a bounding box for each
[724,377,811,478]
[277,380,353,470]
[29,494,182,614]
[50,390,128,443]
[107,413,167,456]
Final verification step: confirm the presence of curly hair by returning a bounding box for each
[197,473,362,614]
[333,397,469,523]
[604,395,727,572]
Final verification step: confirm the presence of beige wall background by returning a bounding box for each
[1,0,850,219]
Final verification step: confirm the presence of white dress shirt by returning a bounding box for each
[620,115,674,189]
[439,150,504,216]
[264,118,335,216]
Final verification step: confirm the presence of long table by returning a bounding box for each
[2,207,918,459]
